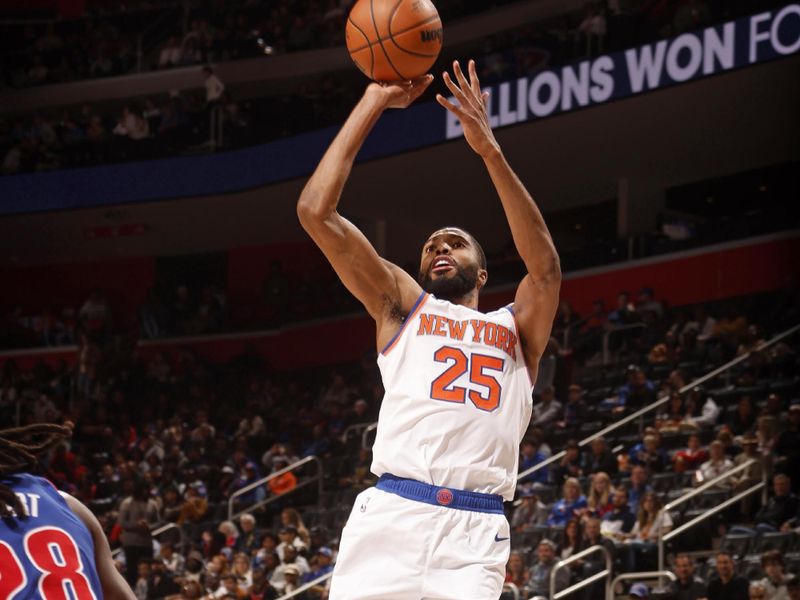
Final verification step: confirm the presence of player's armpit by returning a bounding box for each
[297,205,422,326]
[512,273,561,372]
[61,492,137,600]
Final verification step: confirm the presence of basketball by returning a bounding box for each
[346,0,443,82]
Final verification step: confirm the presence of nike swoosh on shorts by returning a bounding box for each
[494,534,510,542]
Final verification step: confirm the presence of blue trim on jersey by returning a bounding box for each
[377,474,504,514]
[379,291,428,355]
[504,304,514,315]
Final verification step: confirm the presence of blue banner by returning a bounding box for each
[0,5,797,215]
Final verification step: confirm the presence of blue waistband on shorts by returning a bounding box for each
[376,474,504,514]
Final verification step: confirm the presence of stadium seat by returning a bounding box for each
[720,533,755,558]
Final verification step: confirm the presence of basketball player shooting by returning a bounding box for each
[298,59,560,599]
[0,423,136,599]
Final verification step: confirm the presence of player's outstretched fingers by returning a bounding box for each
[435,94,465,118]
[453,61,477,106]
[442,71,470,110]
[468,59,482,97]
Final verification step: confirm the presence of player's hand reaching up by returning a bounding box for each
[367,74,434,109]
[437,59,500,159]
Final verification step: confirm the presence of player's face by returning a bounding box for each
[418,229,486,301]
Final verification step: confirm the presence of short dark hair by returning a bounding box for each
[430,227,487,270]
[761,549,784,568]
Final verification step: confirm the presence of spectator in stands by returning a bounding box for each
[235,514,263,555]
[753,474,799,532]
[673,433,709,473]
[112,106,149,141]
[601,487,636,539]
[628,466,652,515]
[118,480,160,585]
[276,526,307,560]
[526,539,569,597]
[280,508,311,547]
[582,437,618,476]
[301,546,334,594]
[270,545,309,592]
[668,554,707,600]
[574,516,614,600]
[267,458,297,497]
[158,35,182,69]
[629,430,668,474]
[203,65,225,108]
[556,384,587,435]
[706,551,749,600]
[586,471,614,518]
[626,491,672,571]
[518,438,549,486]
[756,415,780,455]
[728,396,758,436]
[148,557,180,598]
[603,366,655,412]
[532,384,562,427]
[637,287,664,318]
[730,433,764,518]
[697,440,734,487]
[505,550,529,591]
[684,386,720,429]
[749,581,768,600]
[608,291,637,326]
[159,542,185,578]
[758,550,790,600]
[547,477,587,526]
[134,560,151,599]
[553,439,583,483]
[511,489,548,531]
[232,552,254,591]
[558,518,582,560]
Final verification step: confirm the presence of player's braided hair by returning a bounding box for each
[0,422,73,518]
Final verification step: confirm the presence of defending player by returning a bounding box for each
[0,422,136,599]
[297,60,560,599]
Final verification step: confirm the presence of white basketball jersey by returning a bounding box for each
[371,292,534,501]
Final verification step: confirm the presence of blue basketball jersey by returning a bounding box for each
[0,473,103,600]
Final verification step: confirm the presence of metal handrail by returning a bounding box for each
[663,458,757,511]
[655,459,760,586]
[340,422,374,444]
[228,456,324,520]
[657,481,765,577]
[603,323,645,365]
[361,423,378,450]
[607,571,676,599]
[110,520,182,559]
[516,323,800,483]
[550,544,612,600]
[503,582,521,600]
[276,571,333,600]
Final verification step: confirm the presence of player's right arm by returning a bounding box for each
[62,493,137,600]
[297,78,432,347]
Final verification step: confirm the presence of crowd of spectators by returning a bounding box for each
[2,0,788,177]
[1,280,797,599]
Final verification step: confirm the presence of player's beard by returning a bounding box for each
[419,262,479,302]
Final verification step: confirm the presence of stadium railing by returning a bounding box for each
[656,468,766,581]
[227,455,324,521]
[339,421,373,445]
[515,322,800,483]
[549,544,612,600]
[110,521,184,559]
[609,571,677,599]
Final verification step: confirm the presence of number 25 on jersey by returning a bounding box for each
[430,346,504,411]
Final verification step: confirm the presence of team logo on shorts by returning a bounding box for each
[436,489,453,506]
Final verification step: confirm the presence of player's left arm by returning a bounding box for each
[437,59,561,370]
[61,492,137,600]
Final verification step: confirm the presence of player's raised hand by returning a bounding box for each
[437,59,500,159]
[367,74,434,109]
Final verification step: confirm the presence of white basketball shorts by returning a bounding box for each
[328,477,510,600]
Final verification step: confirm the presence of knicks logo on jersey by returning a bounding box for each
[416,313,517,360]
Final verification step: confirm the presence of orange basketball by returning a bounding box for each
[346,0,443,82]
